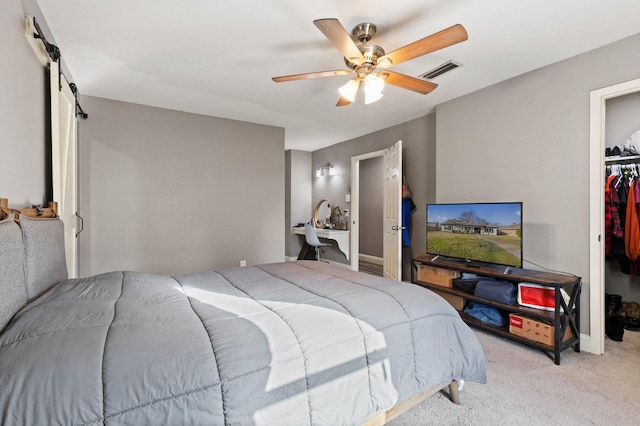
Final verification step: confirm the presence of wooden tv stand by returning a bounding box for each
[413,254,581,365]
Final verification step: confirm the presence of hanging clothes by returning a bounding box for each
[605,165,631,274]
[629,177,640,276]
[625,179,640,261]
[605,174,623,256]
[401,180,416,282]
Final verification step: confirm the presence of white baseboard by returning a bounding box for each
[325,259,351,269]
[287,256,351,269]
[579,333,600,355]
[359,254,383,265]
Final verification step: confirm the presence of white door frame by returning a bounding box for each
[350,149,386,271]
[589,76,640,355]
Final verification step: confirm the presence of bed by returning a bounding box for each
[0,207,486,425]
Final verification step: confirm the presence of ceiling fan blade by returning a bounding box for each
[378,24,468,67]
[272,69,352,82]
[380,71,438,94]
[314,18,365,65]
[336,96,352,107]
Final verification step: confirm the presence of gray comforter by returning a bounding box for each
[0,261,486,425]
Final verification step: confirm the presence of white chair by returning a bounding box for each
[304,223,330,261]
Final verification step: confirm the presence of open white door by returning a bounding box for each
[50,61,78,278]
[383,140,402,280]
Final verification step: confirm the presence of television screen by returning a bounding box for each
[426,202,523,268]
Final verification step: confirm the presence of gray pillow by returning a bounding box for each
[0,214,27,332]
[20,215,68,300]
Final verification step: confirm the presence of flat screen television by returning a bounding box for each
[426,202,523,268]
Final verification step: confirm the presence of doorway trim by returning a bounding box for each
[350,149,386,271]
[589,76,640,356]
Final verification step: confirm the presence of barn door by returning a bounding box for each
[50,61,78,277]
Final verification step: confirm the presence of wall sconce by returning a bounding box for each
[316,163,336,177]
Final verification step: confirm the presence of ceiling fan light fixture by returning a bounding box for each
[364,91,383,105]
[338,79,360,102]
[364,73,385,94]
[364,73,384,104]
[272,19,468,107]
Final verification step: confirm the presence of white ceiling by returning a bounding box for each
[36,0,640,151]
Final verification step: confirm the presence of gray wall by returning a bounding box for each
[312,114,436,264]
[78,96,285,276]
[435,33,640,333]
[0,0,50,205]
[605,91,640,147]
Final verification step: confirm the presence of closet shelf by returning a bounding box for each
[604,154,640,163]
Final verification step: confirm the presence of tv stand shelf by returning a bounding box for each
[413,254,581,365]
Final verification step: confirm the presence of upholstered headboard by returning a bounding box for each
[0,211,68,333]
[0,214,27,331]
[20,215,68,299]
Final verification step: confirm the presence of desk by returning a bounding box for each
[293,227,350,260]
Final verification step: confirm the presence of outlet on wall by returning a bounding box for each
[240,260,246,267]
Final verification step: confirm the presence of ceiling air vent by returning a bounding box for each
[420,61,461,80]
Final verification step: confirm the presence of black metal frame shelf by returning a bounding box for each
[413,254,581,365]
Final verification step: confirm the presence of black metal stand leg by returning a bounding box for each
[574,285,581,353]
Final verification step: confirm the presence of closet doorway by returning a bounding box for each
[350,141,403,279]
[589,76,640,355]
[358,156,384,275]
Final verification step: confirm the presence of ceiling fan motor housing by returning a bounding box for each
[344,44,385,69]
[352,22,377,43]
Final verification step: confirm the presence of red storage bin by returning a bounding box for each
[517,283,569,312]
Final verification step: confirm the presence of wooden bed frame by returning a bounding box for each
[0,198,58,222]
[363,381,460,425]
[1,196,462,425]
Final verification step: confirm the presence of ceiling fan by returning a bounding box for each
[272,18,468,106]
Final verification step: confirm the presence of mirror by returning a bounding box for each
[313,198,333,228]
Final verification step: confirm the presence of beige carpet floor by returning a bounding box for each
[388,329,640,425]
